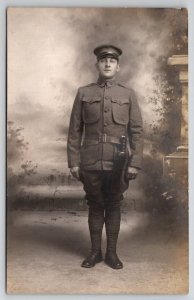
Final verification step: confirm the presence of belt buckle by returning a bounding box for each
[100,133,107,143]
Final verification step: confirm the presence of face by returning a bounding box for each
[96,57,120,79]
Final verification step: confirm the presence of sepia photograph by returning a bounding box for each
[7,7,188,294]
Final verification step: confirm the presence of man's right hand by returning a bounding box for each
[70,167,80,180]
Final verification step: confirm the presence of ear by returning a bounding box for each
[95,62,99,71]
[116,63,120,73]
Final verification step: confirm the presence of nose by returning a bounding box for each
[105,58,111,67]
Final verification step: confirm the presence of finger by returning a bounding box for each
[71,172,76,178]
[71,171,79,180]
[127,173,136,180]
[73,170,80,180]
[126,173,133,180]
[76,171,80,180]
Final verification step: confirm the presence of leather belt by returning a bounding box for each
[84,133,121,145]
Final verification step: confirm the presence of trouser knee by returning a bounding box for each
[105,193,122,211]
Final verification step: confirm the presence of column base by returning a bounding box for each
[163,145,188,179]
[177,145,188,152]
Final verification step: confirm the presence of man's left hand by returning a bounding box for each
[126,167,139,180]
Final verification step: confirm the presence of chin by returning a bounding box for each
[102,74,113,79]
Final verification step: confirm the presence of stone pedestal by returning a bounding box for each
[163,55,188,186]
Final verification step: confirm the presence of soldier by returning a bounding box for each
[67,44,143,269]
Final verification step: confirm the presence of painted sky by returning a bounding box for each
[7,8,185,173]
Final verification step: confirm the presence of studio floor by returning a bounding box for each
[7,210,188,294]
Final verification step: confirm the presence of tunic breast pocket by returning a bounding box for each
[82,96,101,124]
[111,98,130,125]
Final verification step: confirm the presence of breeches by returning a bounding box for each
[80,169,126,208]
[80,169,125,253]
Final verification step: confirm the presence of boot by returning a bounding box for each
[105,204,123,269]
[81,249,103,268]
[81,203,104,268]
[105,251,123,269]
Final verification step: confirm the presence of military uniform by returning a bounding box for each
[67,45,143,269]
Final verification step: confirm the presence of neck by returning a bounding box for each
[98,76,116,82]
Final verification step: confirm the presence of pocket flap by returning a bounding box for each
[111,98,129,105]
[82,96,101,103]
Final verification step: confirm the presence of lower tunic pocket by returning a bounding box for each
[102,143,115,161]
[80,144,99,165]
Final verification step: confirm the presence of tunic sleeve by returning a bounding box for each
[67,89,83,168]
[128,89,143,169]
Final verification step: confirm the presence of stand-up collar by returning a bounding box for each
[97,77,117,87]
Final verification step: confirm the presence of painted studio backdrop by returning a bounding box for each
[7,7,188,294]
[7,8,188,210]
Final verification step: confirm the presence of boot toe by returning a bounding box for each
[81,260,94,268]
[81,251,103,268]
[105,253,123,269]
[114,261,123,269]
